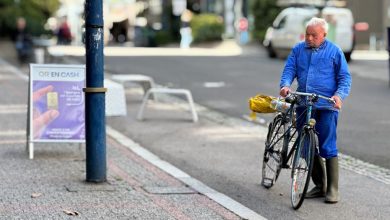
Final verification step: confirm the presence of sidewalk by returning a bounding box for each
[0,129,240,219]
[0,42,264,219]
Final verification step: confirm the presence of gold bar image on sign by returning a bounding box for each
[47,92,58,110]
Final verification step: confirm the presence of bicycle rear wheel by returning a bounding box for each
[290,129,316,209]
[262,115,285,188]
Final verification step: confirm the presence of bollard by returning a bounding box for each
[369,33,376,51]
[34,48,45,64]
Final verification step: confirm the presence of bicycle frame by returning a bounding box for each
[286,92,321,166]
[268,91,334,168]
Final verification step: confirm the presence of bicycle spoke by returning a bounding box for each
[269,152,282,162]
[265,154,280,175]
[268,133,284,150]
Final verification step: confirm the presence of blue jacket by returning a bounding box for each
[280,39,352,110]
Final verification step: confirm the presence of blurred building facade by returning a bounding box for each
[55,0,249,45]
[56,0,390,49]
[348,0,386,49]
[57,0,141,44]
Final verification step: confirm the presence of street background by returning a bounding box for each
[0,39,389,219]
[2,0,390,219]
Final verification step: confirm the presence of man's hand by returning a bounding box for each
[280,86,290,97]
[331,95,342,109]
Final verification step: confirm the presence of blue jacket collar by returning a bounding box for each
[304,39,328,50]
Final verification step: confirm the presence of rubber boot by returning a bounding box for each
[325,157,339,203]
[305,155,326,198]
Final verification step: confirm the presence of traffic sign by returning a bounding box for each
[238,18,248,32]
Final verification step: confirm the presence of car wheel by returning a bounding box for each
[344,52,352,62]
[267,43,277,58]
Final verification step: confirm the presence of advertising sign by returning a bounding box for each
[29,64,85,143]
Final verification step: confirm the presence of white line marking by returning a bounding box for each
[0,139,26,145]
[47,43,242,57]
[0,104,27,109]
[0,130,25,136]
[242,114,267,125]
[0,109,27,114]
[0,104,27,114]
[351,50,389,60]
[203,81,226,88]
[0,59,28,80]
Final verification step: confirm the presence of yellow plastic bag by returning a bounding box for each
[248,94,277,114]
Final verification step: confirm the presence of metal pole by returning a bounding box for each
[388,27,390,88]
[242,0,248,18]
[84,0,106,182]
[161,0,169,31]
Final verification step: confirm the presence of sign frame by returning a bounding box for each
[28,64,86,159]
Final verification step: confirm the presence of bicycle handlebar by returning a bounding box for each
[289,91,336,104]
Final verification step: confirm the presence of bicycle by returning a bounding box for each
[261,91,335,210]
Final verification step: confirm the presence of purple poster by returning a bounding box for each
[30,65,85,142]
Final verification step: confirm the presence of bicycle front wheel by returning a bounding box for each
[262,115,285,188]
[290,129,316,210]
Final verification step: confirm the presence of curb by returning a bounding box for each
[107,126,267,220]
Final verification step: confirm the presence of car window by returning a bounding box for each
[302,17,311,28]
[274,16,287,29]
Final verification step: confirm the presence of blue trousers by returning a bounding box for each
[296,108,339,159]
[180,27,192,49]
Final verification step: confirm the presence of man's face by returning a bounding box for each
[305,25,326,48]
[17,18,26,30]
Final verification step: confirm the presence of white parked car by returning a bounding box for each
[263,6,355,61]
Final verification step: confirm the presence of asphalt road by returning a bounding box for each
[105,47,390,170]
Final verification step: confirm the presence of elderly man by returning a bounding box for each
[279,17,351,203]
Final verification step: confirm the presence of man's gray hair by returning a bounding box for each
[306,17,328,33]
